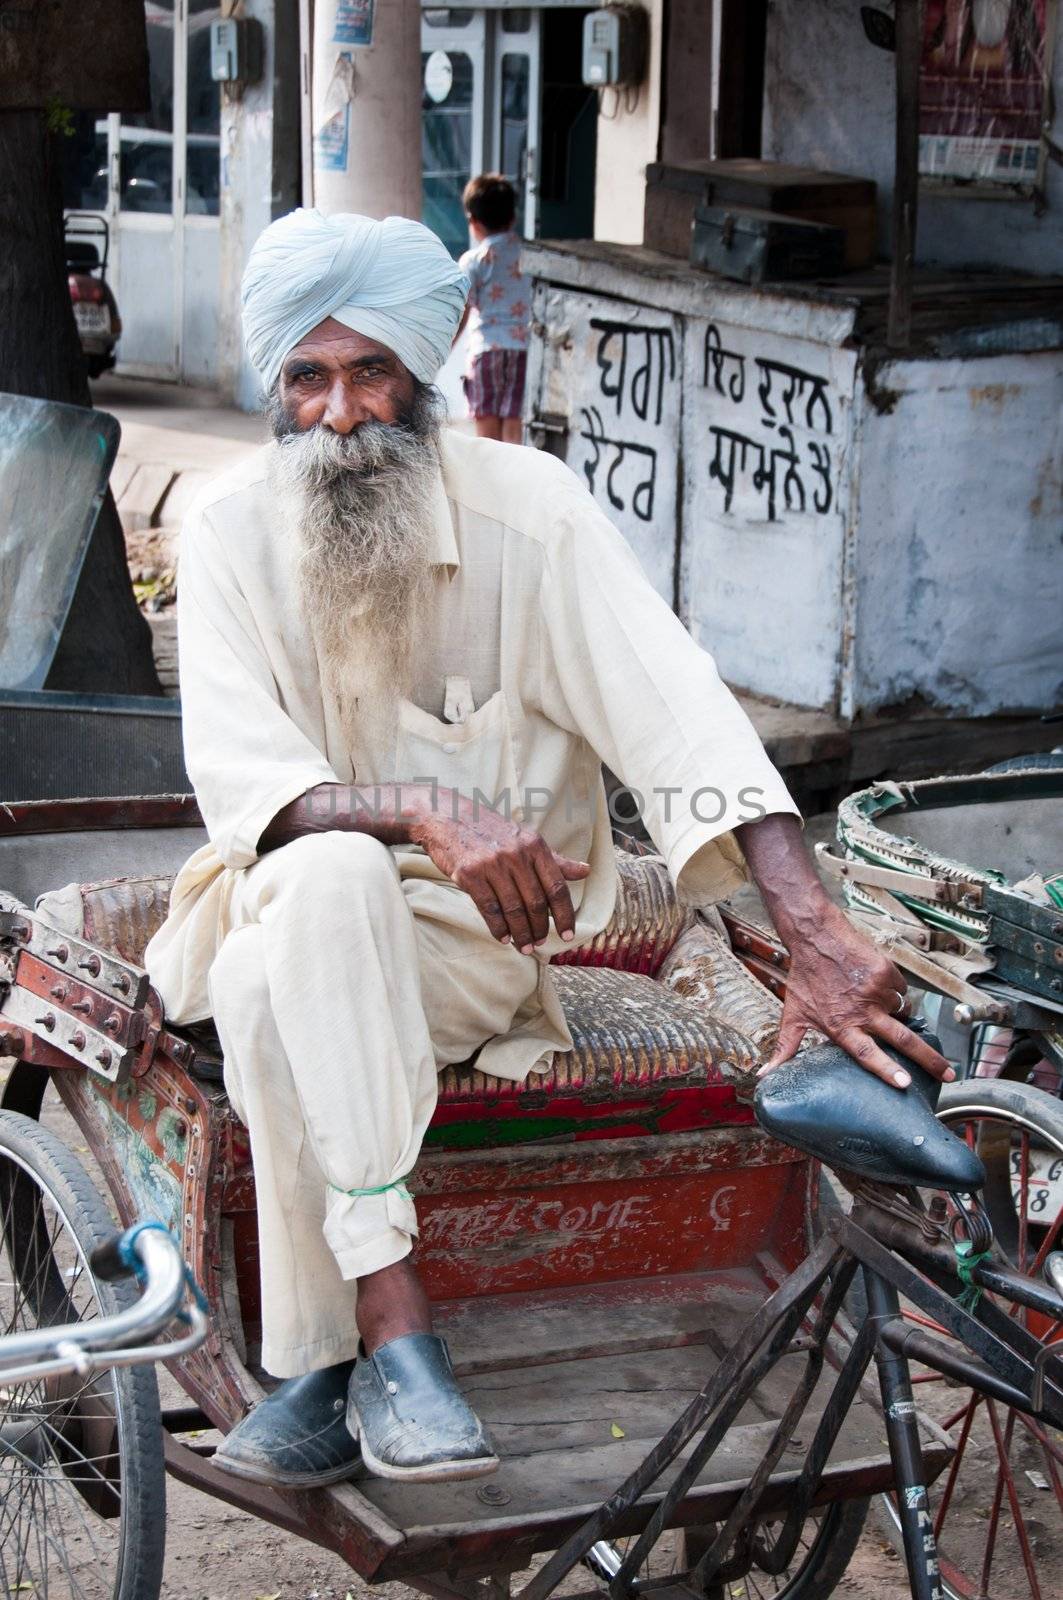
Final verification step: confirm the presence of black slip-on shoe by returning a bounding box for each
[347,1332,499,1483]
[214,1359,360,1488]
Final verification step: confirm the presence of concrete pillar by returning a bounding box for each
[218,0,301,410]
[311,0,422,219]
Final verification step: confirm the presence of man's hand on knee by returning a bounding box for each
[409,791,590,954]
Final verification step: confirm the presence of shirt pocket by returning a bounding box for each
[395,689,522,819]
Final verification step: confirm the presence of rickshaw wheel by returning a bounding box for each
[0,1108,166,1600]
[878,1079,1063,1600]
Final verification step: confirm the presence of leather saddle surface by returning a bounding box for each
[755,1039,986,1192]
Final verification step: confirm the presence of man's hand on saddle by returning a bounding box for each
[409,789,591,954]
[737,813,955,1091]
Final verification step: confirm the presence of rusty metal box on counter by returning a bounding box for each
[643,161,714,258]
[645,159,876,270]
[690,204,846,285]
[703,160,877,270]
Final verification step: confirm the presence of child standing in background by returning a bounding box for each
[458,174,530,443]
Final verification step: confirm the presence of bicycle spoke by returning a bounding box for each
[934,1389,981,1540]
[985,1399,1042,1600]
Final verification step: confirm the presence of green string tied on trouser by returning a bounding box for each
[330,1173,413,1200]
[954,1237,993,1311]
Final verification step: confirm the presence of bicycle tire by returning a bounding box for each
[983,751,1063,774]
[0,1108,167,1600]
[875,1078,1063,1600]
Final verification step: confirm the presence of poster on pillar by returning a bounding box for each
[333,0,375,46]
[919,0,1056,187]
[679,318,856,711]
[532,288,681,604]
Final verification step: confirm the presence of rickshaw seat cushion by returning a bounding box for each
[754,1042,986,1192]
[57,846,696,976]
[43,847,775,1141]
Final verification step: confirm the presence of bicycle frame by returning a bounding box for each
[0,1224,207,1386]
[507,1186,1063,1600]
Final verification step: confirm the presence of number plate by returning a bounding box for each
[74,302,111,335]
[1010,1147,1063,1222]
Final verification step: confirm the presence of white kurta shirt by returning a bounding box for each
[146,429,798,1080]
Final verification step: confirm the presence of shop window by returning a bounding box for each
[423,9,474,27]
[120,1,174,212]
[186,0,221,216]
[422,50,475,258]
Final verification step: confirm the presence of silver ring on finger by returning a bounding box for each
[891,989,909,1016]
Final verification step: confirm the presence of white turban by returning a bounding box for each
[241,209,469,392]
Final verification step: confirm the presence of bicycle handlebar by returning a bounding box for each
[0,1224,208,1384]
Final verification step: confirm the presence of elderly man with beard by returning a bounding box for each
[145,209,953,1490]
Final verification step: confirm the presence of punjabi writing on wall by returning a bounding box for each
[576,318,677,525]
[702,323,835,522]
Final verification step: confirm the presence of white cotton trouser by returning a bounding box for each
[207,832,543,1378]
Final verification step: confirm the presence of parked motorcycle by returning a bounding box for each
[65,212,122,379]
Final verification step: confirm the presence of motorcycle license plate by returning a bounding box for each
[1010,1147,1063,1223]
[75,303,111,335]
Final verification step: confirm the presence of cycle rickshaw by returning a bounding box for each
[2,765,1062,1600]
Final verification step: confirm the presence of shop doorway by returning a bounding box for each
[420,5,597,259]
[63,1,222,383]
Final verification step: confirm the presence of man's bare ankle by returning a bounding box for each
[356,1258,433,1355]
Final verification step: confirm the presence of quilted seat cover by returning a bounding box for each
[37,847,779,1138]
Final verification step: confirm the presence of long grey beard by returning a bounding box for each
[266,391,443,766]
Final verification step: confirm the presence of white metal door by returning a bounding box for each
[105,0,221,381]
[420,10,488,259]
[490,8,542,237]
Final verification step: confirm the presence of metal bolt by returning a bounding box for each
[102,1013,122,1035]
[34,1012,56,1032]
[185,1097,198,1116]
[928,1196,949,1224]
[110,973,131,994]
[46,945,69,963]
[70,1030,86,1051]
[70,999,92,1016]
[95,1047,112,1069]
[386,1380,399,1395]
[1053,921,1063,938]
[77,955,101,978]
[476,1484,511,1506]
[49,983,68,1000]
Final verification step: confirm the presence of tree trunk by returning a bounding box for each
[0,109,161,695]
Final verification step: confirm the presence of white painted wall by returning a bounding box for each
[524,242,1063,717]
[680,319,858,709]
[532,281,681,599]
[219,0,284,411]
[592,0,664,243]
[762,0,1063,274]
[847,350,1063,717]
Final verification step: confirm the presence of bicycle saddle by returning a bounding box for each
[754,1038,986,1192]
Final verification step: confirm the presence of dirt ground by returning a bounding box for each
[158,1469,917,1600]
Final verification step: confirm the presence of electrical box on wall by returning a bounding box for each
[581,5,647,89]
[209,17,264,87]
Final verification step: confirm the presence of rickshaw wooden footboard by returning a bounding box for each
[154,1263,947,1586]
